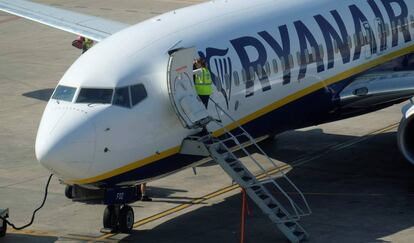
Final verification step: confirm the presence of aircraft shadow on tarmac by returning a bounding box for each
[147,187,200,205]
[22,89,54,102]
[122,129,414,243]
[0,233,57,243]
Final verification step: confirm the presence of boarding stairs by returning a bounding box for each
[179,101,312,243]
[167,48,311,242]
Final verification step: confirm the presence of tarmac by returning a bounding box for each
[1,1,414,243]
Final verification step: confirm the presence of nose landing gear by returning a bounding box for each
[102,205,134,233]
[64,184,139,233]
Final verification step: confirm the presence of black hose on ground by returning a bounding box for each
[0,174,53,230]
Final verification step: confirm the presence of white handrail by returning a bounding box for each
[209,98,312,217]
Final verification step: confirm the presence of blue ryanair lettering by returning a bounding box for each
[230,36,271,97]
[259,25,291,85]
[368,0,388,52]
[314,10,350,69]
[221,0,411,99]
[349,4,377,60]
[294,20,324,80]
[381,0,411,47]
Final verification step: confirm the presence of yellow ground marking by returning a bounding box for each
[89,164,291,243]
[8,228,58,237]
[8,228,117,242]
[91,122,399,242]
[72,43,414,185]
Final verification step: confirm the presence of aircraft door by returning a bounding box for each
[167,48,210,129]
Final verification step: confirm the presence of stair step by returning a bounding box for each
[216,147,227,154]
[276,212,287,218]
[233,167,244,172]
[259,194,270,200]
[293,231,305,239]
[250,185,261,191]
[285,222,296,228]
[203,139,215,145]
[224,157,237,164]
[267,203,277,209]
[200,123,309,243]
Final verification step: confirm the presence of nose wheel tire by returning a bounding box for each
[102,205,134,233]
[65,185,73,199]
[0,218,6,237]
[119,205,134,233]
[103,205,117,230]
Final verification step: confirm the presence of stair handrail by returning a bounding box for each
[216,138,305,221]
[209,98,312,216]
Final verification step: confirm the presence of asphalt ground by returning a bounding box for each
[1,1,414,243]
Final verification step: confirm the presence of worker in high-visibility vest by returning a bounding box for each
[194,58,213,109]
[82,38,94,54]
[71,36,93,53]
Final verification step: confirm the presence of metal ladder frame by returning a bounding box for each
[178,97,312,242]
[207,141,309,242]
[208,98,312,219]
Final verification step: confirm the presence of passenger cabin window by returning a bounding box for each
[224,74,231,87]
[272,59,278,74]
[264,61,271,76]
[249,66,256,81]
[288,54,294,68]
[385,23,391,36]
[76,88,113,104]
[113,87,130,108]
[233,71,240,87]
[347,35,353,49]
[52,85,76,102]
[318,44,324,57]
[130,84,147,106]
[410,15,414,28]
[335,40,340,53]
[242,69,247,83]
[256,64,263,79]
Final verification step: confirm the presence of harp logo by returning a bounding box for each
[199,48,233,109]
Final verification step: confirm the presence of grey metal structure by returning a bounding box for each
[179,101,312,243]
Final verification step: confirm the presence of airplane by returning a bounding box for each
[2,0,414,241]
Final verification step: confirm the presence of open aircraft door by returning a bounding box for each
[167,48,210,129]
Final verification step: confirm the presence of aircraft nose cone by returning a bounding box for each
[35,108,96,179]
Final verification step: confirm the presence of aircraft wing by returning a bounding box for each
[0,0,130,42]
[339,71,414,109]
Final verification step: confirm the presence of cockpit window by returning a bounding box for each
[113,87,130,108]
[76,88,113,104]
[131,84,148,106]
[52,85,76,102]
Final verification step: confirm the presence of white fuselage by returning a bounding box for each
[35,0,414,186]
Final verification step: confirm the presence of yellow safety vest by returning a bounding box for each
[194,68,213,96]
[83,38,94,50]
